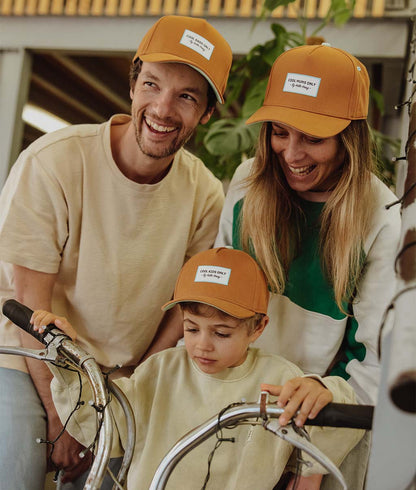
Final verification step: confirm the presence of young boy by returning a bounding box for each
[32,247,363,489]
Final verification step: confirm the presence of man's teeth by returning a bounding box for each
[289,164,315,176]
[146,118,176,133]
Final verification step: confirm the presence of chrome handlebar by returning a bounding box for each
[1,299,135,490]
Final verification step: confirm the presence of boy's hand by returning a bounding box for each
[31,310,77,341]
[261,377,333,427]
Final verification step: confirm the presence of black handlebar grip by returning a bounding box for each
[306,402,373,430]
[2,299,51,345]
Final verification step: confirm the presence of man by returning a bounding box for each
[0,15,232,489]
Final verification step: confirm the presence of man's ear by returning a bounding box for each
[129,80,136,101]
[200,106,215,125]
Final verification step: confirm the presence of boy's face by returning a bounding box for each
[183,306,265,374]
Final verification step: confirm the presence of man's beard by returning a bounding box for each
[134,114,194,159]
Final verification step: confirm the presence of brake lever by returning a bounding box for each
[0,343,67,365]
[263,418,347,490]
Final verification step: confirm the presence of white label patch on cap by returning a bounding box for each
[283,73,321,97]
[180,30,214,60]
[195,265,231,285]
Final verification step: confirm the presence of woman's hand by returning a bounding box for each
[31,310,77,341]
[261,377,333,427]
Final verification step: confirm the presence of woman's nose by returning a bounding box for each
[283,137,304,164]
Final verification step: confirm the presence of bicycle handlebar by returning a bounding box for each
[2,298,66,344]
[306,402,373,430]
[150,399,373,490]
[1,299,113,490]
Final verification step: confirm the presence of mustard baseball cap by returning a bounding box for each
[133,15,232,104]
[162,247,269,318]
[246,43,370,137]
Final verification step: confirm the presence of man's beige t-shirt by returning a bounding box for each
[0,115,224,372]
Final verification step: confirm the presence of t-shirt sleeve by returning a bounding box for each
[0,150,69,273]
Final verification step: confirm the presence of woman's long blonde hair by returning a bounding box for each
[241,120,377,312]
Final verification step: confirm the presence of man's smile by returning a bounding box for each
[144,116,176,134]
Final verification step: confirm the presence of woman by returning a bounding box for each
[215,44,401,488]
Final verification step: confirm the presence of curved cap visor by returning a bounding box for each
[162,296,256,319]
[139,53,223,103]
[246,105,351,138]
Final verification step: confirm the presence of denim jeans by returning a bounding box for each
[0,367,47,490]
[0,366,124,490]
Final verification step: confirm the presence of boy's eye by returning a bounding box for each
[184,327,198,334]
[215,332,231,338]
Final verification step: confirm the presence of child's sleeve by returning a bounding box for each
[49,363,126,458]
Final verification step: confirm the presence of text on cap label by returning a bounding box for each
[180,29,214,60]
[195,265,231,285]
[283,73,321,98]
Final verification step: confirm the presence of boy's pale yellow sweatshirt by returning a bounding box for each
[50,346,363,489]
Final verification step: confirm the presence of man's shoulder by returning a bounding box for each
[174,148,221,183]
[24,121,107,157]
[11,121,111,181]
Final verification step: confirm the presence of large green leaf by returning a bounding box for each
[203,118,260,156]
[333,8,353,25]
[241,79,269,119]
